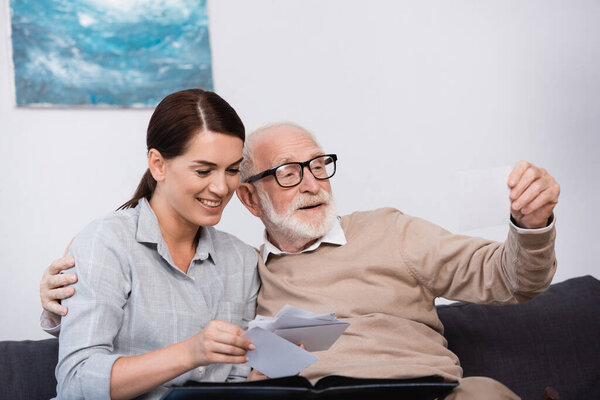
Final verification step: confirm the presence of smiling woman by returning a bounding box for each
[52,89,262,399]
[148,132,244,268]
[119,88,245,216]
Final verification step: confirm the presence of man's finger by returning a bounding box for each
[507,160,529,188]
[62,238,75,257]
[531,203,556,220]
[47,286,76,301]
[512,202,556,229]
[511,179,544,212]
[47,273,78,290]
[510,166,541,201]
[44,300,68,316]
[520,187,558,215]
[48,257,76,275]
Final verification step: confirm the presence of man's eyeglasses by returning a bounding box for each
[245,154,338,188]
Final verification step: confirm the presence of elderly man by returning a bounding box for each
[40,123,559,399]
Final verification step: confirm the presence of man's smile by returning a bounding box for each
[298,202,324,211]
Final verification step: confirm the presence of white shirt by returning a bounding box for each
[261,217,347,263]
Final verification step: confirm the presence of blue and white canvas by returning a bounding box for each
[9,0,213,107]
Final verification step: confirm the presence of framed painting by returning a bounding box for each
[9,0,213,107]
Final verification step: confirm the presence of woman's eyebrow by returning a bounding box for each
[228,157,244,167]
[190,157,244,167]
[191,160,217,167]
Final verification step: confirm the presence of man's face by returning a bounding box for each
[252,126,337,243]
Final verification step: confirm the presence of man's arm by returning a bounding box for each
[402,161,559,304]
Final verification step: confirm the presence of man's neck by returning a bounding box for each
[266,230,320,253]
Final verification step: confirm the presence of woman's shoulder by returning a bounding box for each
[203,226,258,260]
[65,208,141,282]
[72,208,139,250]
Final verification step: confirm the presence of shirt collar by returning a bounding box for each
[261,217,347,263]
[135,198,217,267]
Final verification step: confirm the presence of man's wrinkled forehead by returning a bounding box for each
[255,127,323,168]
[273,149,324,167]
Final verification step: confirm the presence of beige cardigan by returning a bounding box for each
[256,208,556,381]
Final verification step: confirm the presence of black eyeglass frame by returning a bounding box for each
[244,154,338,188]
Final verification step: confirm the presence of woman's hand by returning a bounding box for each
[188,320,255,367]
[110,321,255,400]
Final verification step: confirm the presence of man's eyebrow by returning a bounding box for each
[274,157,292,166]
[310,150,325,159]
[274,151,325,167]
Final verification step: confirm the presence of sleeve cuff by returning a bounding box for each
[56,352,122,399]
[510,214,555,235]
[226,364,251,382]
[81,353,122,399]
[40,311,61,336]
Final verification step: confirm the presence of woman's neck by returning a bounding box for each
[149,194,199,273]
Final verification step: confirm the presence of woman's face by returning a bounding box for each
[159,130,244,228]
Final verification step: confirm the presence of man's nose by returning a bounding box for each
[298,166,321,193]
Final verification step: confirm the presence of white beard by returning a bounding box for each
[257,187,338,244]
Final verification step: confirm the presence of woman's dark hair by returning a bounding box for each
[118,88,245,210]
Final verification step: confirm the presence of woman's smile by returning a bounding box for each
[196,197,223,210]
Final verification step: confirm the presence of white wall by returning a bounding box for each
[1,0,598,340]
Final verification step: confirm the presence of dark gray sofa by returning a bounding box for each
[1,275,598,399]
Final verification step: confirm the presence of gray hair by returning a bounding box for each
[240,122,320,182]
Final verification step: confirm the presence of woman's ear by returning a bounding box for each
[148,149,166,182]
[236,183,263,218]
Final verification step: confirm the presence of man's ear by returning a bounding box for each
[148,149,166,182]
[236,183,263,218]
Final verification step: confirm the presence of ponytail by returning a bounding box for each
[117,169,156,210]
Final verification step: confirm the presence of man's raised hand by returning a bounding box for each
[508,161,560,229]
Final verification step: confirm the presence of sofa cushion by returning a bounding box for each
[437,275,600,400]
[1,277,597,400]
[0,338,58,399]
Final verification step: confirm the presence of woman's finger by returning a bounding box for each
[207,341,248,357]
[212,330,254,351]
[207,352,248,365]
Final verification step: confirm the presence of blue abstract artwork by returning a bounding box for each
[9,0,213,107]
